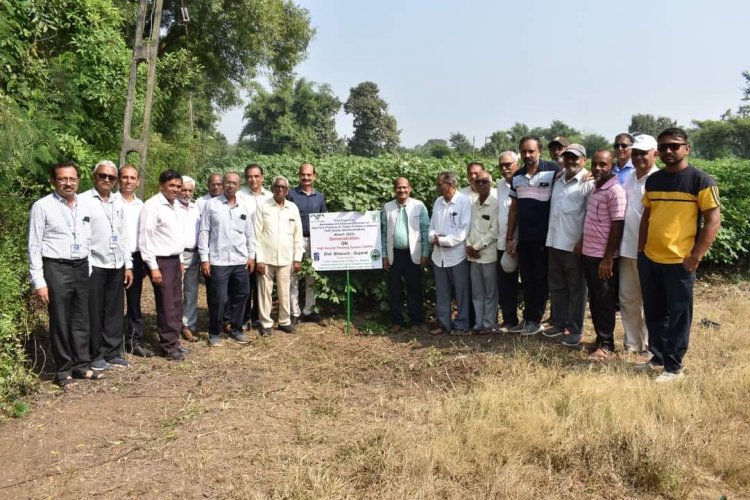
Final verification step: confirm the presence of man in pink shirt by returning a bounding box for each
[582,150,626,361]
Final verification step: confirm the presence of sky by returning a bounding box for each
[218,0,750,149]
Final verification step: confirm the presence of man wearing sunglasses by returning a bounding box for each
[612,133,634,184]
[81,160,133,370]
[637,128,721,382]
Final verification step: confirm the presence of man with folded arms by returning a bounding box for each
[82,160,133,370]
[255,176,303,336]
[199,172,256,346]
[542,145,593,347]
[637,128,720,382]
[582,150,626,361]
[139,170,186,361]
[381,177,431,333]
[619,135,659,355]
[28,161,96,386]
[429,171,472,335]
[466,171,498,334]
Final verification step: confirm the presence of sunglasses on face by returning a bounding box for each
[613,143,631,149]
[96,173,117,181]
[657,143,687,152]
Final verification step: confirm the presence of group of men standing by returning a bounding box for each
[29,127,720,387]
[381,128,720,383]
[29,162,327,387]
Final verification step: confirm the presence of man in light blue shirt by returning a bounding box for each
[612,132,634,184]
[199,172,256,346]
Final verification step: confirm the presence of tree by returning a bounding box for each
[344,81,400,157]
[532,120,580,143]
[240,78,341,155]
[628,114,678,137]
[579,133,610,157]
[480,123,530,157]
[449,132,473,156]
[416,139,451,159]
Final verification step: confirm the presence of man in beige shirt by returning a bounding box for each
[254,176,303,336]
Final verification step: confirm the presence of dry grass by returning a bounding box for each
[0,278,748,499]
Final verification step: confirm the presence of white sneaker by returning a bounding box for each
[655,371,685,383]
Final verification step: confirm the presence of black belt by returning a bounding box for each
[42,257,87,266]
[156,254,181,259]
[184,247,197,252]
[394,248,410,252]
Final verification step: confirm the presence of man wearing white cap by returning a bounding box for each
[543,144,594,347]
[619,135,659,354]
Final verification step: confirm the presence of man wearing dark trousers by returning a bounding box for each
[496,151,520,332]
[381,177,431,333]
[199,172,256,346]
[118,165,153,357]
[506,136,560,336]
[139,170,186,361]
[28,160,97,387]
[82,160,133,371]
[638,128,721,382]
[582,150,626,361]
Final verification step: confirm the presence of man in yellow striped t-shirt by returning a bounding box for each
[637,128,721,383]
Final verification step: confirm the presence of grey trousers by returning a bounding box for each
[470,261,498,329]
[433,259,470,331]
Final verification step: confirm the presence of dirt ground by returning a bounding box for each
[0,277,743,499]
[0,284,498,499]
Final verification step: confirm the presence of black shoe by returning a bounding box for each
[128,343,155,358]
[302,312,325,324]
[278,323,296,334]
[290,316,300,326]
[164,350,185,362]
[259,327,272,337]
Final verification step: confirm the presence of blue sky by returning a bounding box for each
[218,0,750,148]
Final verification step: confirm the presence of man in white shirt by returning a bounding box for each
[81,160,133,370]
[496,151,520,331]
[466,171,498,334]
[620,134,660,354]
[28,161,95,386]
[199,172,256,346]
[237,163,272,330]
[118,165,153,357]
[178,176,201,343]
[195,172,223,215]
[254,176,303,336]
[139,170,186,361]
[429,171,472,334]
[459,161,487,202]
[542,144,594,347]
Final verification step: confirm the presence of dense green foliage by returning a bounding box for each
[192,153,750,311]
[344,81,400,157]
[240,78,342,155]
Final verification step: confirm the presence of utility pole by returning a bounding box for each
[119,0,164,198]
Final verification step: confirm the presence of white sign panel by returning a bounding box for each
[309,211,383,271]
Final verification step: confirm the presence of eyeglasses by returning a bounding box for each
[272,185,289,190]
[96,173,117,181]
[613,143,631,149]
[657,143,687,152]
[56,177,79,184]
[474,179,490,186]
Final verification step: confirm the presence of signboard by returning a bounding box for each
[309,211,383,271]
